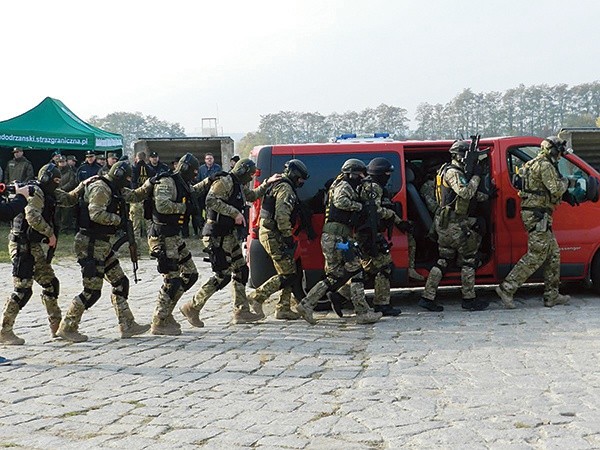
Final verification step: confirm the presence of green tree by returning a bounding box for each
[88,112,186,151]
[237,131,268,158]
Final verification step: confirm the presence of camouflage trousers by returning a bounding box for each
[73,233,137,329]
[250,227,297,310]
[361,248,393,307]
[423,217,482,301]
[192,233,251,313]
[302,232,370,314]
[500,211,560,302]
[55,205,75,233]
[148,234,198,322]
[2,240,61,332]
[130,202,149,249]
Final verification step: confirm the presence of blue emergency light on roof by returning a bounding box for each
[336,132,391,140]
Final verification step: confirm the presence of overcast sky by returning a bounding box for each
[2,0,598,137]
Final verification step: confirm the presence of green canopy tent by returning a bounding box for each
[0,97,122,171]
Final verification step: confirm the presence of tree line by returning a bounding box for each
[238,81,600,155]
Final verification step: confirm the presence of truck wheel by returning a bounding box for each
[292,260,306,302]
[591,252,600,294]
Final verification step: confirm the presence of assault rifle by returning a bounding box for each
[464,134,490,179]
[112,200,139,283]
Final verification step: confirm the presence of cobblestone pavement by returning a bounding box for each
[1,256,600,449]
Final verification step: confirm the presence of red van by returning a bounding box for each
[247,136,600,303]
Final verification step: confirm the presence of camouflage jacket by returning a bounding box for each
[4,157,34,183]
[260,176,298,238]
[206,175,268,219]
[25,184,84,239]
[59,166,78,192]
[85,178,152,227]
[519,152,568,211]
[151,176,211,216]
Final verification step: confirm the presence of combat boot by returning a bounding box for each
[56,298,88,343]
[179,301,204,328]
[151,317,182,336]
[373,304,402,316]
[295,302,317,325]
[356,310,383,324]
[275,308,300,320]
[232,309,262,324]
[461,298,490,311]
[49,318,61,338]
[408,268,425,281]
[249,299,265,320]
[0,299,25,345]
[495,285,516,309]
[418,297,444,312]
[121,322,151,338]
[544,294,571,308]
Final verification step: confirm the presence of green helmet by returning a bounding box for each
[541,136,569,157]
[284,159,309,187]
[108,161,133,189]
[231,158,257,184]
[341,158,366,175]
[449,140,470,157]
[38,163,61,193]
[366,157,394,175]
[174,153,200,182]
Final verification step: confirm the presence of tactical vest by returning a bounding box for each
[11,188,56,243]
[325,176,359,226]
[151,173,191,233]
[515,156,552,204]
[204,174,245,236]
[78,178,121,236]
[259,178,300,229]
[435,163,471,216]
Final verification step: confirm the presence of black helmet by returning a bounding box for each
[341,158,367,175]
[174,153,200,182]
[449,140,470,157]
[38,163,61,193]
[367,157,394,175]
[284,159,309,187]
[108,161,133,189]
[231,158,257,184]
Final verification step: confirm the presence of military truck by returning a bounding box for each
[558,127,600,172]
[132,136,235,169]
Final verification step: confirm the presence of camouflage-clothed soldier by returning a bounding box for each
[420,179,439,216]
[248,159,310,321]
[1,164,84,345]
[57,162,153,342]
[353,158,404,316]
[419,140,490,312]
[296,159,382,325]
[496,136,571,309]
[146,154,210,336]
[180,158,280,326]
[4,148,34,183]
[56,156,78,233]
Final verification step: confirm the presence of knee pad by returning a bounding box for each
[112,276,130,298]
[214,272,232,291]
[79,257,102,279]
[157,255,178,274]
[165,277,184,299]
[462,259,478,269]
[232,265,249,285]
[13,287,33,309]
[208,246,228,272]
[181,272,199,292]
[279,273,296,288]
[41,277,60,299]
[80,288,102,309]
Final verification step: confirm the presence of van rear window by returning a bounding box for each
[270,152,402,202]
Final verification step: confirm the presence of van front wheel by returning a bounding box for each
[590,252,600,294]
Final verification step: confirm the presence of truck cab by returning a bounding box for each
[247,136,600,303]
